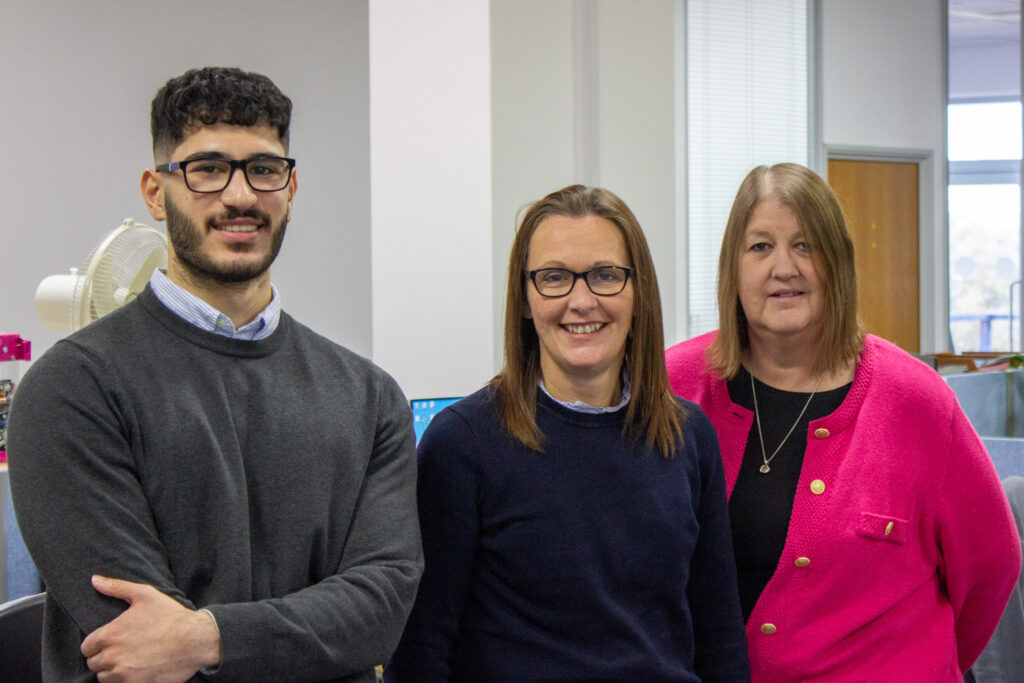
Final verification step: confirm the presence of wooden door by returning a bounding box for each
[827,159,920,353]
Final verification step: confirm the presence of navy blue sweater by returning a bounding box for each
[387,387,749,682]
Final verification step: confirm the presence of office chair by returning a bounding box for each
[0,591,44,683]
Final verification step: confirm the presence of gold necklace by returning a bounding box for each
[750,371,821,474]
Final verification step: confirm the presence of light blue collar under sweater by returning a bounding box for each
[539,375,631,414]
[149,268,280,340]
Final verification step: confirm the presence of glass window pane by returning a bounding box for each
[948,101,1022,161]
[949,184,1020,351]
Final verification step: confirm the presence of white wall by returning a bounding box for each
[489,0,577,372]
[1,0,372,359]
[369,1,495,400]
[820,0,948,352]
[595,1,680,345]
[489,0,681,368]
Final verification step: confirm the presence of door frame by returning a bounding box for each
[824,145,944,354]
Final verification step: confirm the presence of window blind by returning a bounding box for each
[687,0,809,336]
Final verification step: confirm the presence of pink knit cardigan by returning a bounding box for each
[666,332,1021,682]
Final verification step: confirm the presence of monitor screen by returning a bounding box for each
[410,397,462,444]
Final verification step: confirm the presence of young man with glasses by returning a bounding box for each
[8,67,422,682]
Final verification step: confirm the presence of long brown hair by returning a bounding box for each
[709,163,865,378]
[491,184,685,456]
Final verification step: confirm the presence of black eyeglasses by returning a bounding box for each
[155,156,296,193]
[526,266,633,298]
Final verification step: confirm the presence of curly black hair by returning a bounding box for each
[150,67,292,159]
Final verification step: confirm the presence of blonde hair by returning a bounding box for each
[709,163,865,378]
[490,184,685,456]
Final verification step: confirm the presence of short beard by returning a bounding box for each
[165,196,288,286]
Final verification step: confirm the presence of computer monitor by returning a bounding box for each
[410,397,462,444]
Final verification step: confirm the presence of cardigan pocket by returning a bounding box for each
[855,511,907,545]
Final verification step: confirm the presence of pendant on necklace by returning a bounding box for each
[759,463,771,474]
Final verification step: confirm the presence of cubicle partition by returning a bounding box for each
[946,369,1024,479]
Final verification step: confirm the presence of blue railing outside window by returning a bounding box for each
[951,314,1010,352]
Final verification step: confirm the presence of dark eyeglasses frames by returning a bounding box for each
[526,266,633,298]
[155,156,296,193]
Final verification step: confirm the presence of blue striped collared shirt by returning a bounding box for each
[539,375,632,414]
[149,269,281,341]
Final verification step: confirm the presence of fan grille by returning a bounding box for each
[73,221,168,328]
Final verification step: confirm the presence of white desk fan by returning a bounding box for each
[35,219,168,332]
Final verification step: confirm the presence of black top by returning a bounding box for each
[726,367,851,620]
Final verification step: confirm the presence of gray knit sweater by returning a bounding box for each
[8,286,423,682]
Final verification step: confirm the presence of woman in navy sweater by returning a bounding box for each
[387,185,749,682]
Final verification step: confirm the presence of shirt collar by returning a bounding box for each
[149,269,281,341]
[539,374,632,414]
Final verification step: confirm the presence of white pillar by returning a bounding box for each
[369,0,494,399]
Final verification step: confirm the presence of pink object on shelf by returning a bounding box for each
[0,333,31,362]
[1,333,30,464]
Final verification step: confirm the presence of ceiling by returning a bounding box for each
[950,0,1020,48]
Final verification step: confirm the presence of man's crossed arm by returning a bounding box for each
[81,576,220,683]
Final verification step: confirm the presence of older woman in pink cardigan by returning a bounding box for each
[666,162,1020,681]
